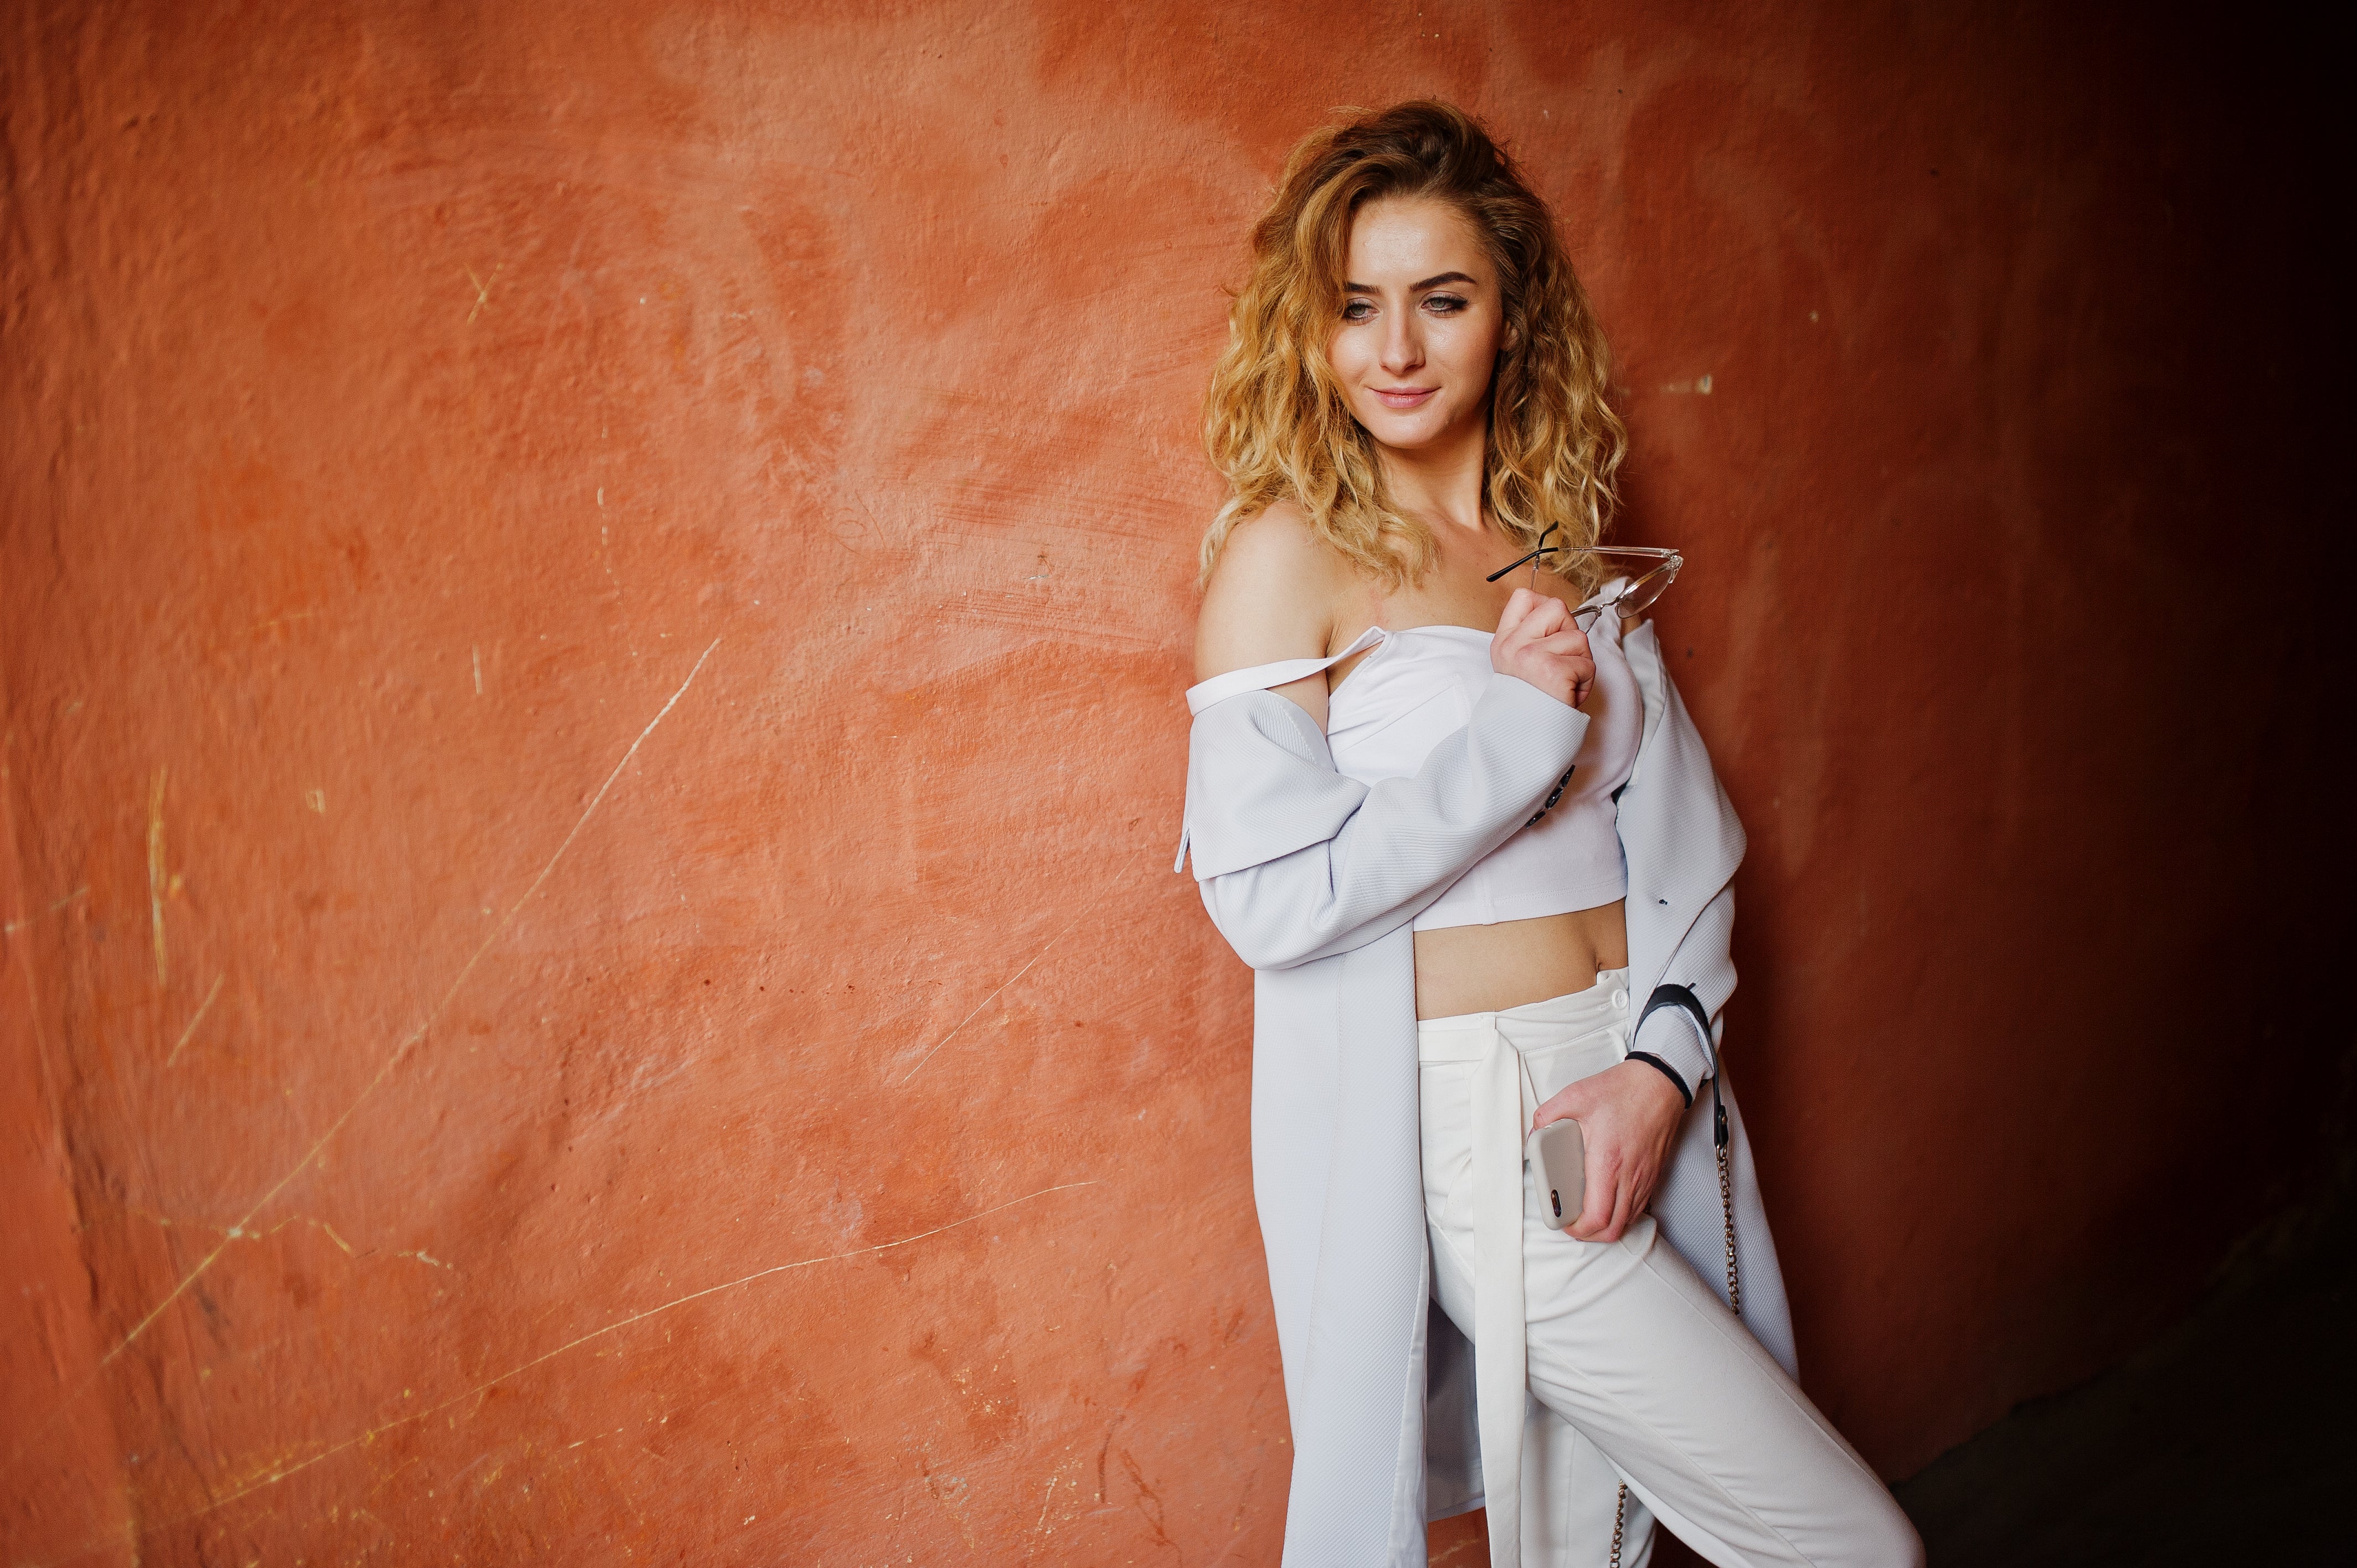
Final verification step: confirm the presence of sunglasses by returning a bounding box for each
[1486,534,1685,629]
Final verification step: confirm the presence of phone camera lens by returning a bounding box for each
[1551,1190,1562,1218]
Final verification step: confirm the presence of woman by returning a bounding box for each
[1176,102,1922,1568]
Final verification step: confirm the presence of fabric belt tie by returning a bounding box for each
[1419,982,1630,1568]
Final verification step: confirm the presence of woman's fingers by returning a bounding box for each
[1491,593,1592,706]
[1574,1166,1635,1242]
[1517,593,1569,641]
[1493,587,1538,643]
[1576,1160,1651,1245]
[1496,589,1567,647]
[1622,1165,1655,1224]
[1532,1076,1601,1132]
[1538,645,1596,683]
[1569,1148,1619,1239]
[1607,1169,1640,1242]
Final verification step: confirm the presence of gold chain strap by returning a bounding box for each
[1610,1089,1741,1566]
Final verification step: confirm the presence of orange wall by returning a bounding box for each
[2,3,2342,1563]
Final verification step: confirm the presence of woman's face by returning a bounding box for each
[1326,195,1505,453]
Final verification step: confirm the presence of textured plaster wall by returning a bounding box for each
[1,2,2343,1564]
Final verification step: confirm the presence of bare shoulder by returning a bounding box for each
[1194,503,1347,682]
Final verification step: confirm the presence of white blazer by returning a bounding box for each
[1176,620,1796,1568]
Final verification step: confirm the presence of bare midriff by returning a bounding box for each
[1412,901,1629,1020]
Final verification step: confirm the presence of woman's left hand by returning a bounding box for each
[1532,1061,1687,1244]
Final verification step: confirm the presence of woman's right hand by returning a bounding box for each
[1491,589,1596,708]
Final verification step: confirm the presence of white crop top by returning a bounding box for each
[1185,605,1642,931]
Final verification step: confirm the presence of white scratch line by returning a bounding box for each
[32,1181,1095,1564]
[147,766,168,985]
[1035,1473,1059,1531]
[896,849,1145,1084]
[1,885,86,935]
[90,639,721,1373]
[472,645,483,695]
[898,912,1084,1085]
[465,263,501,323]
[165,973,225,1067]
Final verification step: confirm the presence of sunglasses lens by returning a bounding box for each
[1614,559,1681,617]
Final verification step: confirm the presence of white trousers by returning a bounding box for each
[1418,975,1923,1568]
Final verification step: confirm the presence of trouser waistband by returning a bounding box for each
[1417,967,1632,1061]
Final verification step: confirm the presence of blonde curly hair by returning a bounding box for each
[1201,100,1628,594]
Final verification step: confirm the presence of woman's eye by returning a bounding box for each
[1341,300,1375,322]
[1424,293,1469,314]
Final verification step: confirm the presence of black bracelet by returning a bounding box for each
[1623,1051,1694,1109]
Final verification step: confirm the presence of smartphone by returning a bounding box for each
[1527,1117,1586,1232]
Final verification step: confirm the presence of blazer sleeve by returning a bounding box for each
[1180,672,1589,971]
[1630,883,1736,1096]
[1618,639,1747,1096]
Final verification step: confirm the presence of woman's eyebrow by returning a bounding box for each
[1342,271,1479,294]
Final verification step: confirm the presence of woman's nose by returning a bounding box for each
[1381,313,1423,375]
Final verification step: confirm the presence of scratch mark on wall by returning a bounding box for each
[26,1180,1095,1565]
[119,1206,354,1259]
[1,884,85,935]
[1121,1445,1177,1556]
[464,264,501,324]
[147,766,168,984]
[471,645,482,695]
[364,1454,425,1498]
[891,849,1140,1084]
[6,641,724,1476]
[1429,1529,1489,1566]
[897,910,1086,1085]
[165,973,225,1067]
[0,736,79,1312]
[104,639,718,1360]
[594,486,635,658]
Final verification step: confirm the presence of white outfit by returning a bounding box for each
[1419,976,1919,1568]
[1322,617,1642,927]
[1176,617,1819,1566]
[1318,611,1710,1564]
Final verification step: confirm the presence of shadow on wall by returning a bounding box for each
[1896,1053,2357,1566]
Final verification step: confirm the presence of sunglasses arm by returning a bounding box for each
[1485,548,1554,584]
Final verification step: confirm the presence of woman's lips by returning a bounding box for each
[1374,385,1438,410]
